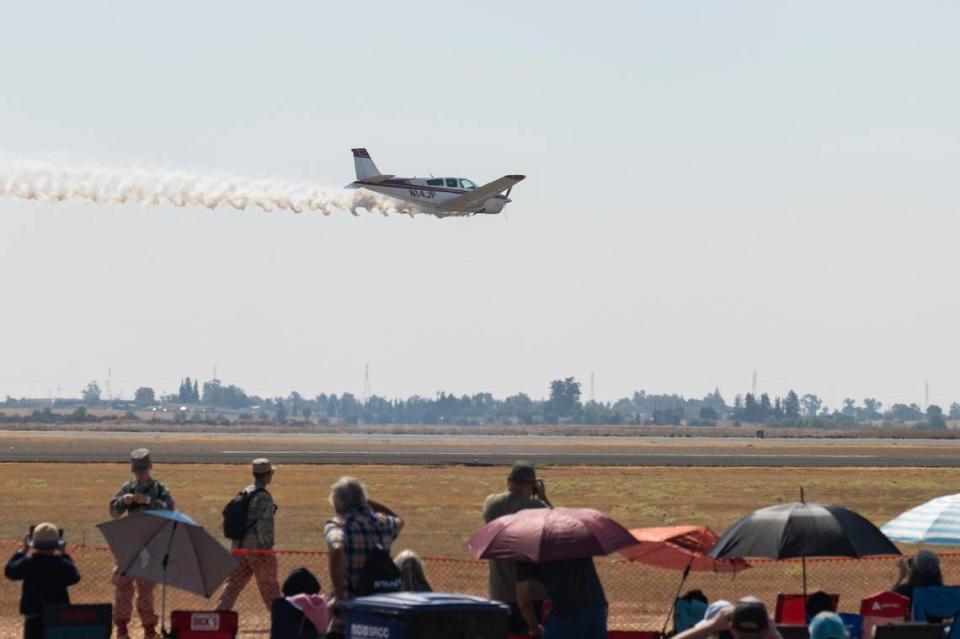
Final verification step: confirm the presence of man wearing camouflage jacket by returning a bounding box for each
[109,448,175,639]
[216,458,281,613]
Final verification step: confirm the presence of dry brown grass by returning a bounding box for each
[0,463,955,557]
[1,463,957,637]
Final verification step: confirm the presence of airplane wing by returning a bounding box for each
[438,175,525,212]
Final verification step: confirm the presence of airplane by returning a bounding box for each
[348,148,525,217]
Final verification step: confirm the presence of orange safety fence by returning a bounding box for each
[1,540,959,638]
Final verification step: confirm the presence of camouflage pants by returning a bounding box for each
[112,566,158,637]
[216,553,281,613]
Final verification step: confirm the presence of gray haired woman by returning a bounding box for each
[394,550,432,592]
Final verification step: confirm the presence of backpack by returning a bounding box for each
[355,545,403,596]
[222,487,265,541]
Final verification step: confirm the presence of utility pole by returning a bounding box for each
[590,371,595,403]
[751,370,757,397]
[362,363,372,403]
[925,380,930,410]
[106,368,113,401]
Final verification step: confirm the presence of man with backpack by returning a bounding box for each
[108,448,175,639]
[216,458,282,613]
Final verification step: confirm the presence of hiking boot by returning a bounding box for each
[143,626,159,639]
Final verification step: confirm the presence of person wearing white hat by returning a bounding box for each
[5,522,80,639]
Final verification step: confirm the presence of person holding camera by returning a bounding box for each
[5,522,81,639]
[482,461,553,635]
[108,448,175,639]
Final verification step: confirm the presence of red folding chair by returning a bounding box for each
[169,611,239,639]
[775,594,840,625]
[860,591,910,639]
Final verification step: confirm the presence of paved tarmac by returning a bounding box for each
[0,430,959,466]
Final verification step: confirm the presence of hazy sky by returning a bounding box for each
[1,2,958,409]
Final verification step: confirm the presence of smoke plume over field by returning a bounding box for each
[0,159,419,216]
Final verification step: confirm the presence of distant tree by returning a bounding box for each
[801,394,823,418]
[699,406,719,420]
[202,379,251,409]
[925,405,947,430]
[773,396,784,418]
[548,378,582,418]
[742,393,761,422]
[784,391,801,419]
[886,403,924,422]
[703,388,727,411]
[134,387,155,405]
[274,397,287,423]
[862,398,883,420]
[733,394,744,414]
[951,403,960,420]
[652,406,683,426]
[289,391,304,417]
[759,393,772,419]
[842,398,857,419]
[82,381,102,403]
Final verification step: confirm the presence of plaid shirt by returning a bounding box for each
[324,505,403,598]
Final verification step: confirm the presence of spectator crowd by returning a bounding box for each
[2,448,952,639]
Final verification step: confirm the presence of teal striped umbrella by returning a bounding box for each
[881,494,960,545]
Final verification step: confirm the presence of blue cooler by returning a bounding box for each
[339,592,511,639]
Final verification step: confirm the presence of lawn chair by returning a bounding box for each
[840,613,864,639]
[776,594,841,625]
[169,611,238,639]
[41,604,112,639]
[911,586,960,639]
[861,591,910,639]
[777,625,810,639]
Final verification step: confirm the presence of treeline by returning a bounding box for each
[3,377,959,430]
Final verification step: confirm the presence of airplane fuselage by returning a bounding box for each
[354,176,510,215]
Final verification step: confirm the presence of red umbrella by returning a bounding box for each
[619,526,750,634]
[467,507,638,562]
[619,525,749,572]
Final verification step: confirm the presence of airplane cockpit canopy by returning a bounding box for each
[425,178,477,190]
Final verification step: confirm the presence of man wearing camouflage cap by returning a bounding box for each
[216,458,281,613]
[108,448,174,639]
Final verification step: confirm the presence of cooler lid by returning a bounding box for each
[339,592,510,615]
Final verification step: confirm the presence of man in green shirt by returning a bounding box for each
[482,461,553,635]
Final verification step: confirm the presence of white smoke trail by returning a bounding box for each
[0,158,427,217]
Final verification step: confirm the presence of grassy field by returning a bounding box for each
[0,462,954,556]
[0,462,956,636]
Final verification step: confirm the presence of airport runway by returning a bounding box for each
[1,430,959,466]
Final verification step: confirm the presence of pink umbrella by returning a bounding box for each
[467,507,638,561]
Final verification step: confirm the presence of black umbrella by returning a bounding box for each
[708,489,900,596]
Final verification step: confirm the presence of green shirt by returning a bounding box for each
[482,492,548,603]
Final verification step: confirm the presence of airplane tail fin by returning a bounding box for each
[352,148,382,180]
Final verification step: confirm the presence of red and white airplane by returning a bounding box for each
[348,148,525,216]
